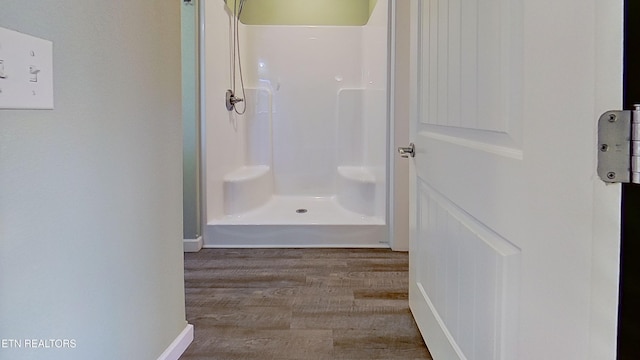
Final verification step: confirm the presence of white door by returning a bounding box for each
[407,1,623,359]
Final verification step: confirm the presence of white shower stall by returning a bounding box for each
[202,0,391,247]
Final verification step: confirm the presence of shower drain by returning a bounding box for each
[295,208,308,214]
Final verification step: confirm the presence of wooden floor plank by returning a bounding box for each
[180,248,431,359]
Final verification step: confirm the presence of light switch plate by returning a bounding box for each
[0,27,54,110]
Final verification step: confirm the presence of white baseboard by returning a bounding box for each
[157,323,194,360]
[183,236,203,252]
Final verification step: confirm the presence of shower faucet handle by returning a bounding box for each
[225,89,244,111]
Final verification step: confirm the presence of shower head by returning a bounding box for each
[224,0,247,14]
[224,0,247,18]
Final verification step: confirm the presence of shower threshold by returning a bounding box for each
[205,196,387,248]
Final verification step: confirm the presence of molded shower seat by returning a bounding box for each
[223,165,273,215]
[336,166,376,216]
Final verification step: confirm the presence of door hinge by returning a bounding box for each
[597,105,640,184]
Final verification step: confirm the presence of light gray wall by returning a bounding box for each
[182,1,201,240]
[0,2,187,359]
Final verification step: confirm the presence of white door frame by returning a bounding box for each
[389,0,411,251]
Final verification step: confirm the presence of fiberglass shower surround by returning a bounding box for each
[203,0,389,247]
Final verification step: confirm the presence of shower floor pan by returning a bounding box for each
[205,196,387,248]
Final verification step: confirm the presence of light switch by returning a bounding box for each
[29,65,40,82]
[0,27,54,109]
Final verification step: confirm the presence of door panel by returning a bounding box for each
[415,181,520,359]
[408,0,623,359]
[420,0,522,143]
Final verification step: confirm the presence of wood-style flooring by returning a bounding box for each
[180,248,432,360]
